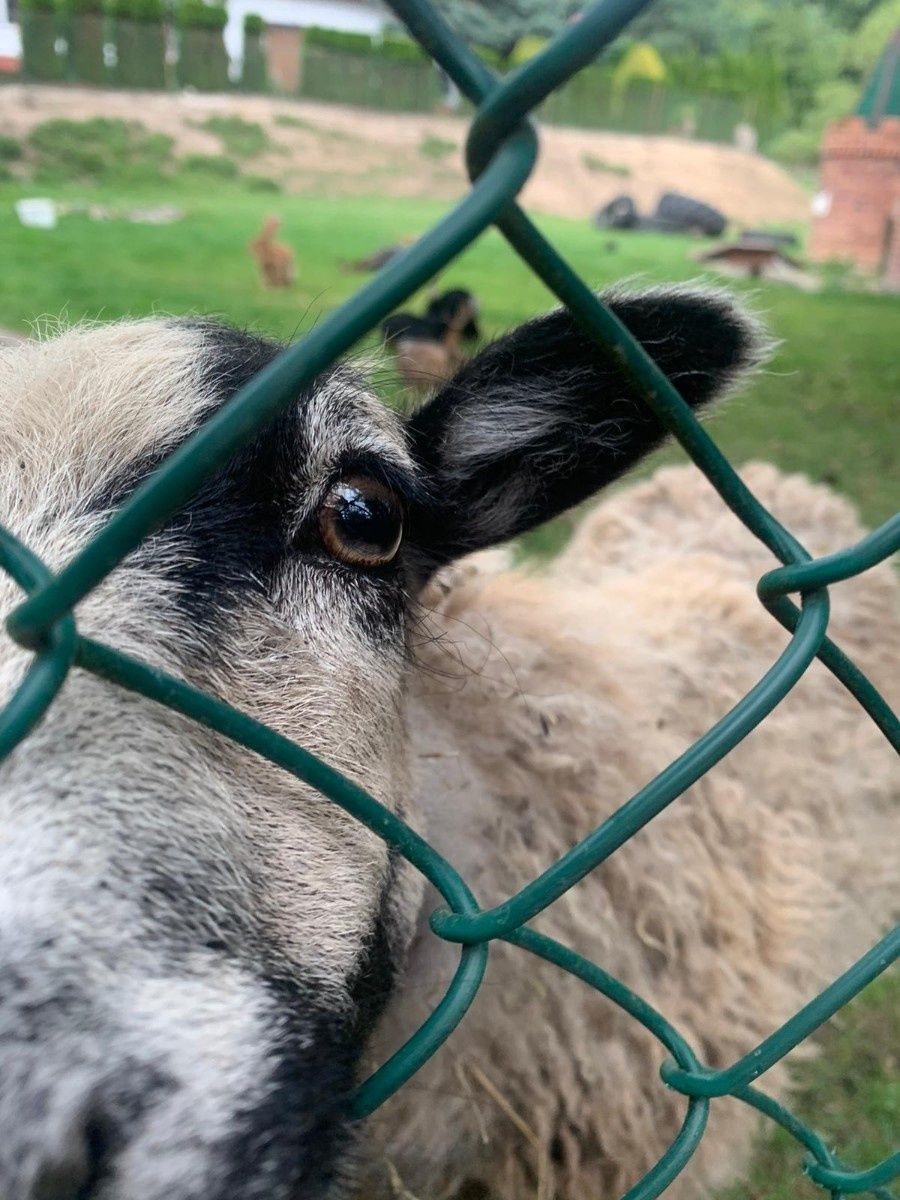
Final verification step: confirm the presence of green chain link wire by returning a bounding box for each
[1,0,897,1195]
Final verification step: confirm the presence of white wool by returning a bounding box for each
[367,462,899,1200]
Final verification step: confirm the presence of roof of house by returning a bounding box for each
[857,28,900,125]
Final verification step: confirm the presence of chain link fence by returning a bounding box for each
[295,43,772,145]
[1,0,898,1196]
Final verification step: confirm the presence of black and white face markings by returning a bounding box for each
[0,320,429,1200]
[87,323,424,648]
[0,288,764,1199]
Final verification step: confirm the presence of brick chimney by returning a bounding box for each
[884,194,900,289]
[809,116,900,274]
[809,29,900,286]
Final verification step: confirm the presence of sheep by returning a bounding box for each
[0,287,895,1200]
[368,460,899,1199]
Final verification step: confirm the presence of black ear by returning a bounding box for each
[405,286,767,571]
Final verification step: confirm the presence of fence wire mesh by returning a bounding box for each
[1,0,899,1196]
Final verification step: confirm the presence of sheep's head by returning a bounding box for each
[0,288,763,1200]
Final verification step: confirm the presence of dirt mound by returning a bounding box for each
[1,84,810,227]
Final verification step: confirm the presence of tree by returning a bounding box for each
[625,0,765,57]
[752,5,849,122]
[821,0,883,31]
[436,0,574,63]
[612,42,667,90]
[850,0,900,72]
[634,1,850,119]
[768,77,858,163]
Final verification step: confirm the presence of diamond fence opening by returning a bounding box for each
[1,1,898,1196]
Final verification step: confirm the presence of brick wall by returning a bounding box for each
[809,116,900,276]
[884,195,900,290]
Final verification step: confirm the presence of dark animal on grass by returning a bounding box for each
[0,287,895,1200]
[382,288,480,393]
[342,238,414,274]
[424,288,480,344]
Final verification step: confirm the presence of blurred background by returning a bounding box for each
[0,4,898,1193]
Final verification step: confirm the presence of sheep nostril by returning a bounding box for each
[29,1100,114,1200]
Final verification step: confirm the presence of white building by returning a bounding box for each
[225,0,386,60]
[226,0,388,91]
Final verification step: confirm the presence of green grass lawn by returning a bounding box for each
[1,177,897,530]
[1,175,897,1196]
[720,975,899,1200]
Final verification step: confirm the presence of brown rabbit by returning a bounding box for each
[248,216,295,289]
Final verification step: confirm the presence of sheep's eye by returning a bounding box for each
[319,476,403,568]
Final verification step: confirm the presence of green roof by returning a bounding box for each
[857,28,900,125]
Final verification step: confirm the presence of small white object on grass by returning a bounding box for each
[15,198,58,230]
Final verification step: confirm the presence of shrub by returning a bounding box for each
[68,18,106,85]
[304,25,425,62]
[109,0,165,87]
[108,0,164,19]
[61,0,106,86]
[373,34,423,62]
[473,43,503,68]
[304,26,366,53]
[19,0,65,82]
[179,31,230,90]
[243,172,280,192]
[176,1,229,91]
[850,0,900,74]
[106,0,158,19]
[240,13,267,93]
[767,127,822,166]
[174,0,226,30]
[179,152,239,177]
[299,34,442,110]
[0,135,23,162]
[663,49,787,130]
[419,134,456,159]
[201,115,268,156]
[581,153,632,177]
[769,78,857,166]
[113,21,166,87]
[29,117,173,181]
[509,35,548,66]
[612,42,667,91]
[273,113,313,130]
